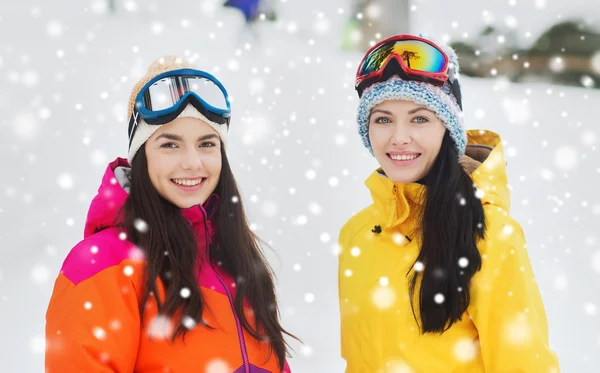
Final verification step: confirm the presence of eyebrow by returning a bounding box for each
[370,109,392,117]
[154,133,220,142]
[370,107,431,118]
[407,107,430,114]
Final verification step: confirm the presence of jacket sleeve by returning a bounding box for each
[45,245,143,373]
[467,212,560,372]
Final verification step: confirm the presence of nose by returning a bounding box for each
[181,147,204,171]
[391,123,412,146]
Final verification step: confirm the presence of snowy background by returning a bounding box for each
[1,0,600,372]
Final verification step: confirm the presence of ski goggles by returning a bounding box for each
[355,35,461,106]
[128,68,231,146]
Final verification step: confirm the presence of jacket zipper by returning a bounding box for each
[198,206,251,373]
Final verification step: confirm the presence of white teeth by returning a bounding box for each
[173,178,203,186]
[390,154,418,161]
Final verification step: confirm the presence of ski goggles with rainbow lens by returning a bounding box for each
[355,35,462,107]
[128,68,231,146]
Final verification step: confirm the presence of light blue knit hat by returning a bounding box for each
[357,41,467,157]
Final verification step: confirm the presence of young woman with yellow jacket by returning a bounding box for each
[338,34,560,372]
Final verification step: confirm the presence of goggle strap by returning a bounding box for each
[128,109,139,148]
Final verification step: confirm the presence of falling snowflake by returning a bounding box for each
[365,4,382,19]
[31,264,50,284]
[383,359,414,373]
[335,133,348,146]
[554,274,568,290]
[180,287,191,298]
[503,313,532,345]
[295,215,308,225]
[241,114,268,145]
[248,77,265,95]
[372,286,396,309]
[148,315,174,340]
[504,15,518,29]
[413,261,424,272]
[227,59,240,71]
[308,202,322,215]
[584,303,597,315]
[581,75,595,88]
[90,0,108,14]
[320,233,331,243]
[554,146,578,170]
[182,316,197,329]
[205,358,232,373]
[30,335,45,355]
[313,16,330,35]
[47,20,65,38]
[582,131,597,146]
[261,200,278,218]
[93,327,107,340]
[150,22,164,35]
[21,70,39,87]
[123,266,134,276]
[592,251,600,274]
[109,319,122,331]
[13,113,39,140]
[549,57,565,73]
[304,293,315,303]
[540,169,554,181]
[301,344,314,357]
[502,98,531,125]
[434,293,445,304]
[39,107,52,120]
[591,51,600,74]
[454,338,478,362]
[134,218,148,233]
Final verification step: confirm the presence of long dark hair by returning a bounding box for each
[408,132,487,333]
[121,143,295,368]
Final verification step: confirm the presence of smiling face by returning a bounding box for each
[368,100,446,183]
[145,116,222,209]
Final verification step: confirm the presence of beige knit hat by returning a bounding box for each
[127,56,228,165]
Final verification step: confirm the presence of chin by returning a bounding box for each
[167,196,204,209]
[383,169,421,184]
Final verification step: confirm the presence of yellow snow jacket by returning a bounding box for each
[338,130,559,372]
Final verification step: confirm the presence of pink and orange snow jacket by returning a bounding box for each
[45,158,291,373]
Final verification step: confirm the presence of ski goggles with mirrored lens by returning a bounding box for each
[355,35,461,103]
[128,68,231,146]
